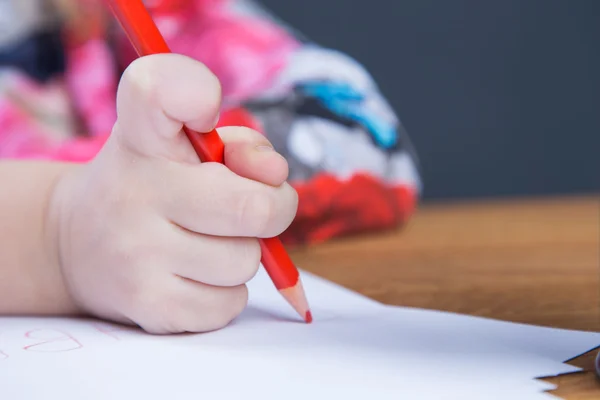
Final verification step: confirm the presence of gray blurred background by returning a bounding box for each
[260,0,600,201]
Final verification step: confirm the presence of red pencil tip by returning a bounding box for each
[279,280,312,324]
[305,310,313,323]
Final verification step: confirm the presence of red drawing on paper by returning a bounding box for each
[23,329,83,352]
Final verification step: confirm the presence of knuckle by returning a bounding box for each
[237,191,275,237]
[235,238,261,283]
[121,57,157,98]
[126,278,161,319]
[207,286,249,330]
[160,295,193,333]
[213,238,261,287]
[266,184,298,236]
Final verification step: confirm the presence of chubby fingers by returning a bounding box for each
[157,221,261,287]
[134,275,249,334]
[112,52,290,188]
[155,160,298,238]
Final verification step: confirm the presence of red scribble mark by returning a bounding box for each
[92,323,134,340]
[23,329,83,353]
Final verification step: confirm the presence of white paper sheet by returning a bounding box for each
[0,268,597,400]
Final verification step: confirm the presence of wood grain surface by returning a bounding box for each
[289,195,600,399]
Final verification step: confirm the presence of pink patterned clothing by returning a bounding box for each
[0,0,297,161]
[0,0,421,245]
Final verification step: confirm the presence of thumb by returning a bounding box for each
[112,53,222,162]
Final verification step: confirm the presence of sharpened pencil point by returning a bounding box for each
[305,310,313,323]
[279,280,311,323]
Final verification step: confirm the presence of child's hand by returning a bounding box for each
[52,54,298,334]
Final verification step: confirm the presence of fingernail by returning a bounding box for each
[256,144,275,152]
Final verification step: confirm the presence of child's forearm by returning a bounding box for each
[0,161,79,315]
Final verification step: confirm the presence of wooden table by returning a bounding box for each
[289,195,600,399]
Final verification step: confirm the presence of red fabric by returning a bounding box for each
[282,173,417,246]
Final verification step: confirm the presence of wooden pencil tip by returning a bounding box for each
[279,280,312,323]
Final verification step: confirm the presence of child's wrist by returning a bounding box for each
[44,163,85,315]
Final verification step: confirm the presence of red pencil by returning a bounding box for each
[104,0,312,323]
